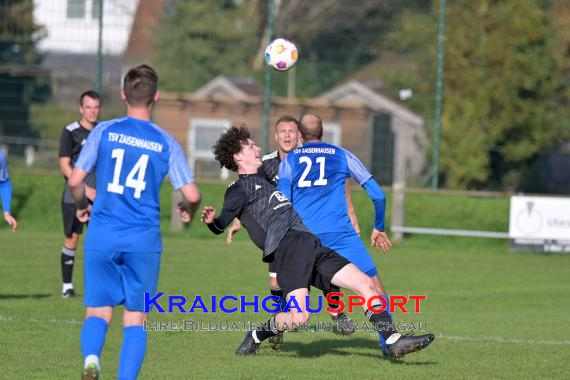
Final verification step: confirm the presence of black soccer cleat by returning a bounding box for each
[332,312,356,335]
[62,288,76,299]
[268,331,284,351]
[382,333,435,359]
[235,331,261,356]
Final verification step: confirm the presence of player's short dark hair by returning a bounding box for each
[79,90,101,106]
[299,114,323,140]
[213,126,251,172]
[275,115,299,130]
[123,64,158,106]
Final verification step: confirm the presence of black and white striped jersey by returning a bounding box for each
[207,173,309,261]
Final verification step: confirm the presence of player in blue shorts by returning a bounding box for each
[68,65,201,380]
[278,113,394,350]
[0,149,17,231]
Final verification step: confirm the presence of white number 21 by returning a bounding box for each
[298,156,328,188]
[107,148,149,199]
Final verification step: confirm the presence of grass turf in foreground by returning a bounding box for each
[0,229,569,379]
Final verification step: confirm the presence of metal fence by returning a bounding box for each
[0,0,413,170]
[0,0,568,194]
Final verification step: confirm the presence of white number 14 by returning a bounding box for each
[107,148,149,199]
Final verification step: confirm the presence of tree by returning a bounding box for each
[0,0,47,139]
[154,0,413,96]
[266,0,416,97]
[154,0,260,92]
[387,0,570,189]
[0,0,44,65]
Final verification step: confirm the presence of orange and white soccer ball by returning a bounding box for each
[265,38,298,71]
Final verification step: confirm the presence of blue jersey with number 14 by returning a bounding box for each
[278,141,373,234]
[75,116,193,253]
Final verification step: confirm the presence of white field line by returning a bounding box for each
[0,314,82,325]
[1,314,569,346]
[436,334,570,346]
[391,226,510,239]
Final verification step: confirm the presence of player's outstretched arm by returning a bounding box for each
[226,218,241,244]
[362,178,387,228]
[201,205,237,237]
[201,206,216,224]
[371,228,392,253]
[4,212,17,232]
[177,183,201,222]
[203,185,245,236]
[345,148,387,240]
[362,178,391,252]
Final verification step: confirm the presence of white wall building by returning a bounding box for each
[34,0,139,55]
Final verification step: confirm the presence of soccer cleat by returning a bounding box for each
[62,288,76,298]
[235,331,261,356]
[331,312,356,335]
[382,333,435,359]
[81,363,99,380]
[268,332,283,351]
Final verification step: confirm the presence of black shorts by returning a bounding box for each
[272,229,351,296]
[61,202,84,238]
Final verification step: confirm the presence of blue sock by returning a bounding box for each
[377,295,393,350]
[118,326,147,380]
[81,317,108,360]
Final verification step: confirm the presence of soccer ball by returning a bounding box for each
[265,38,298,71]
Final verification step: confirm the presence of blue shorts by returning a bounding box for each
[84,250,161,312]
[317,231,378,277]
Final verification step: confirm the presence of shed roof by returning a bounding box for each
[193,76,264,99]
[318,80,423,126]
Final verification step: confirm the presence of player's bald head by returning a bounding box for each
[299,113,323,142]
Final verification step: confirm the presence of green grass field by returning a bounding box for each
[1,169,569,379]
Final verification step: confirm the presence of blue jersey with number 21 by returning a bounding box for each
[278,141,373,234]
[75,116,193,253]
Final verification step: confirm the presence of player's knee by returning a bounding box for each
[357,275,377,298]
[290,311,310,327]
[85,306,113,324]
[123,310,147,327]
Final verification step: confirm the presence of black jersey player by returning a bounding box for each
[58,90,100,298]
[196,126,434,359]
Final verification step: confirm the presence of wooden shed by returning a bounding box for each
[319,80,427,186]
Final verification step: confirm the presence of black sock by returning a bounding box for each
[270,288,286,311]
[326,291,342,313]
[365,304,397,341]
[61,246,76,284]
[254,315,280,342]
